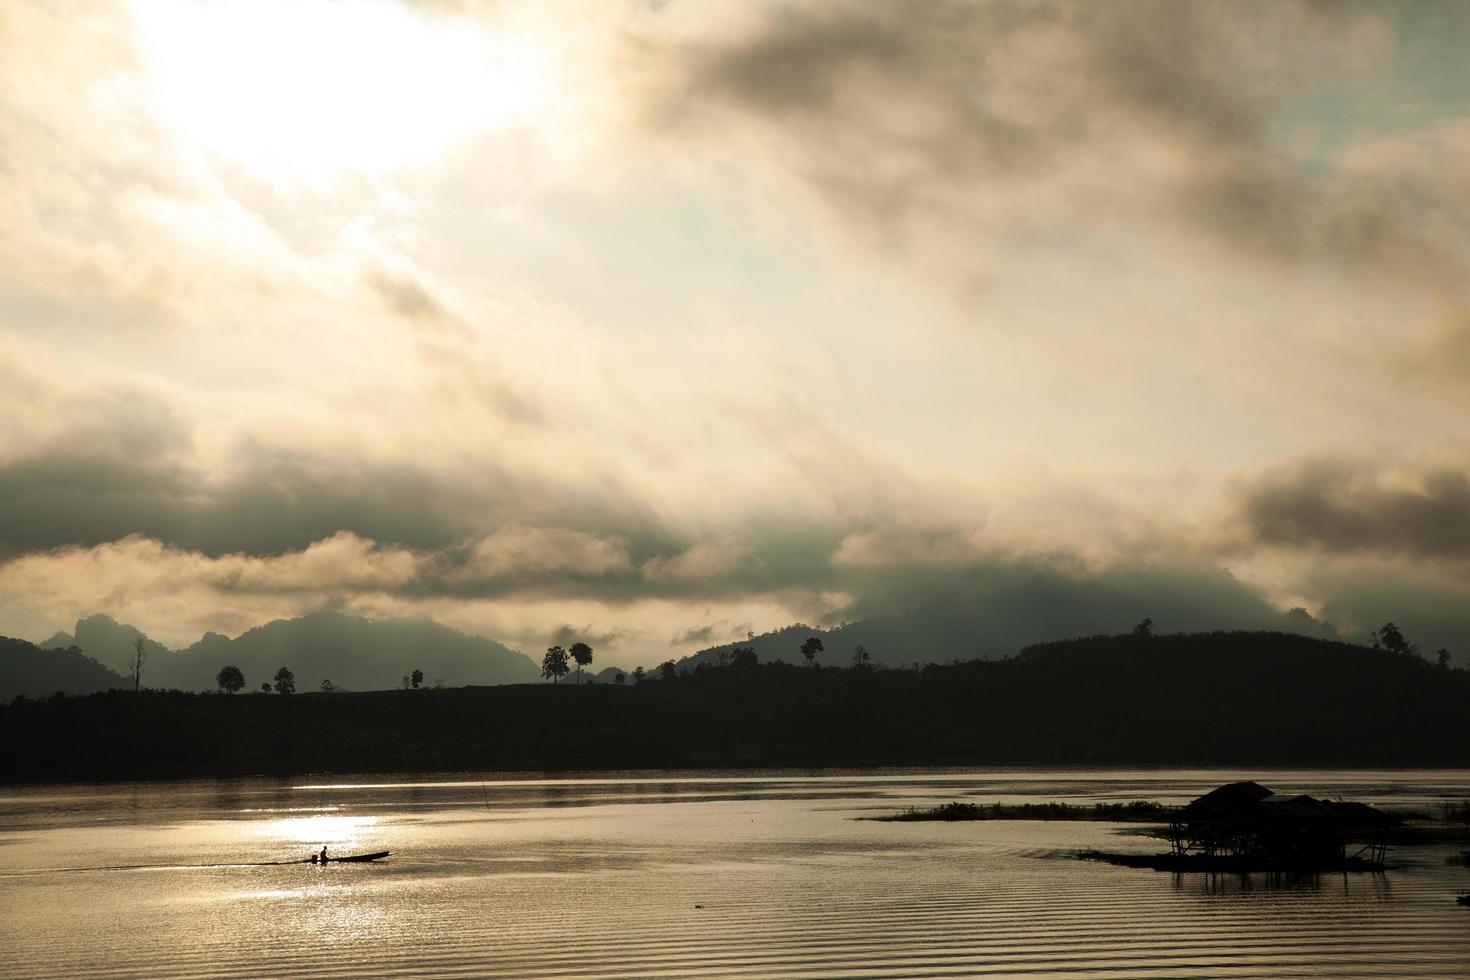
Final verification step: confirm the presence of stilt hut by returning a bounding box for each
[1168,781,1399,870]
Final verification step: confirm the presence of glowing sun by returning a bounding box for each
[133,0,555,181]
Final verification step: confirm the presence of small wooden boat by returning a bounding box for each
[1457,893,1469,907]
[310,850,391,864]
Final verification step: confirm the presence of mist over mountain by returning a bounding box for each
[686,566,1341,669]
[29,562,1363,696]
[174,614,540,692]
[38,613,540,693]
[39,614,174,677]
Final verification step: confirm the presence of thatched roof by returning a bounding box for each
[1178,781,1399,829]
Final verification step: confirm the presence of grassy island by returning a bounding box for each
[869,801,1175,822]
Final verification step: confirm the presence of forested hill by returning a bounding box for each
[686,590,1343,671]
[0,637,125,703]
[3,630,1465,782]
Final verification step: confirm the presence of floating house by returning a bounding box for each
[1168,781,1399,870]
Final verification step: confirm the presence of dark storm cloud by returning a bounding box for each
[19,402,1462,655]
[1241,458,1470,558]
[0,438,495,559]
[0,389,198,557]
[0,390,840,602]
[686,558,1306,667]
[831,553,1280,630]
[0,392,664,570]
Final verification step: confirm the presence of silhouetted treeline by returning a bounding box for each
[2,631,1467,782]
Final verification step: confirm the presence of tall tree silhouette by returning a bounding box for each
[569,642,593,685]
[542,645,570,683]
[127,637,147,693]
[1377,622,1417,657]
[272,666,295,695]
[411,669,423,689]
[216,664,245,694]
[800,636,824,666]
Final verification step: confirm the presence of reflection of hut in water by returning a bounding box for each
[1168,781,1399,870]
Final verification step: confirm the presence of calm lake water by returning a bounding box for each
[2,769,1468,979]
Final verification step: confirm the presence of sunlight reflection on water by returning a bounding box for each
[255,814,379,847]
[1,769,1468,979]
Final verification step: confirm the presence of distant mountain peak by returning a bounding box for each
[169,612,538,692]
[40,631,76,651]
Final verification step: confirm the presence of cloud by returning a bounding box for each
[672,619,755,648]
[831,523,989,570]
[367,267,456,326]
[0,434,501,559]
[454,524,634,582]
[4,0,1470,666]
[0,365,653,562]
[1240,457,1470,559]
[548,622,640,649]
[641,538,757,583]
[1288,554,1470,664]
[644,0,1469,302]
[671,623,717,645]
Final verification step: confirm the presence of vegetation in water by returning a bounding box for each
[870,800,1174,822]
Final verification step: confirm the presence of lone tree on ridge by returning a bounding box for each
[127,636,148,693]
[569,642,593,684]
[411,669,423,689]
[542,645,570,683]
[273,666,295,695]
[216,664,245,694]
[800,636,823,666]
[1376,622,1418,658]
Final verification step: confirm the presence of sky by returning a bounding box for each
[2,0,1469,667]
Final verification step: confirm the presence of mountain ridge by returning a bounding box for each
[4,629,1465,781]
[35,612,540,693]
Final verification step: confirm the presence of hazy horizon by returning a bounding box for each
[4,0,1469,666]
